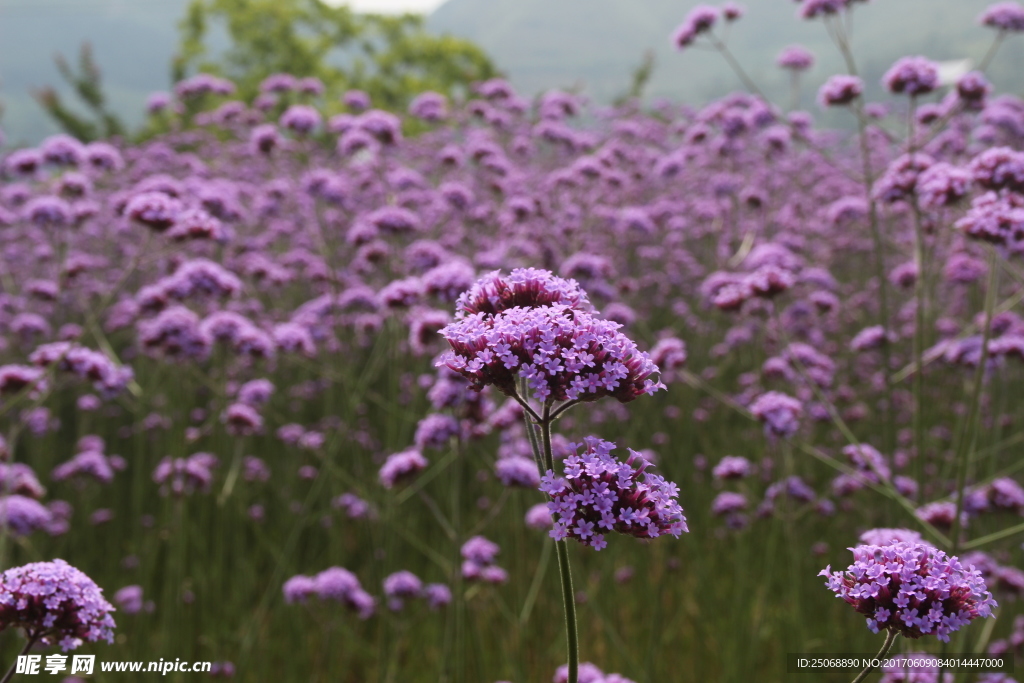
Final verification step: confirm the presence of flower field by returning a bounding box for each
[3,2,1024,681]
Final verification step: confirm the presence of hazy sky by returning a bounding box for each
[326,0,447,14]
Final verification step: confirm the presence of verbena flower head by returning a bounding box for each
[671,5,719,49]
[0,559,116,651]
[454,268,592,319]
[541,436,687,550]
[461,536,508,583]
[819,541,997,642]
[818,75,863,107]
[438,304,663,404]
[882,56,940,96]
[379,449,428,489]
[712,456,752,480]
[749,391,802,438]
[777,45,815,71]
[979,2,1024,31]
[859,528,930,546]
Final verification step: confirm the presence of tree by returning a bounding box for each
[33,43,125,142]
[174,0,498,108]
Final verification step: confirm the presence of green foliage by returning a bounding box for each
[613,49,656,106]
[174,0,498,108]
[33,42,125,142]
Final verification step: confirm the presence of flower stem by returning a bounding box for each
[951,245,1000,554]
[850,629,898,683]
[541,404,579,683]
[1,632,40,683]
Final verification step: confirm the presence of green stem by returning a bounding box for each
[950,246,1000,553]
[850,629,898,683]
[541,403,578,683]
[0,632,40,683]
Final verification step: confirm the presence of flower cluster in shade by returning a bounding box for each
[540,437,687,550]
[819,541,997,642]
[282,567,375,619]
[0,559,116,651]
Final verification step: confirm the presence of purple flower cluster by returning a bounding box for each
[0,559,116,651]
[882,57,940,97]
[818,75,863,107]
[152,453,218,496]
[439,303,663,405]
[461,536,508,583]
[671,5,719,49]
[540,437,687,550]
[381,571,450,611]
[378,449,428,488]
[980,2,1024,31]
[29,342,133,398]
[820,541,997,642]
[282,567,375,619]
[749,391,803,438]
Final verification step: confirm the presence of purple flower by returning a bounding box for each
[882,57,940,96]
[495,456,541,487]
[222,403,263,436]
[820,541,996,642]
[749,391,803,438]
[980,2,1024,31]
[280,105,321,134]
[796,0,847,19]
[859,528,929,547]
[379,449,428,489]
[956,191,1024,245]
[671,5,719,49]
[460,535,508,582]
[818,75,863,107]
[282,575,317,604]
[22,196,73,227]
[708,454,752,483]
[383,571,422,610]
[113,585,145,614]
[970,147,1024,193]
[125,192,181,231]
[153,453,218,496]
[0,559,116,650]
[237,379,274,407]
[455,268,592,319]
[543,436,687,550]
[525,503,553,529]
[409,92,448,122]
[0,496,52,536]
[711,492,748,515]
[423,583,451,609]
[438,303,663,405]
[777,45,814,71]
[250,125,282,155]
[917,162,972,208]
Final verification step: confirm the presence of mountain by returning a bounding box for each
[1,0,1022,146]
[0,0,191,145]
[426,0,1024,109]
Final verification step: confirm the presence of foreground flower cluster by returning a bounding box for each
[0,560,115,651]
[541,437,687,550]
[820,542,997,642]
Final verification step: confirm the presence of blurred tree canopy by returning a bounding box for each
[174,0,499,107]
[33,43,126,143]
